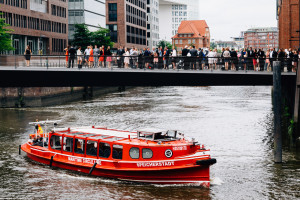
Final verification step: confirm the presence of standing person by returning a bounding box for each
[77,46,83,68]
[24,45,32,67]
[129,46,135,68]
[198,48,205,70]
[257,49,265,71]
[286,48,294,72]
[171,46,177,70]
[270,48,278,71]
[278,48,286,71]
[84,46,90,68]
[93,45,100,68]
[123,48,130,68]
[153,52,159,69]
[212,49,218,70]
[99,47,105,67]
[241,48,247,70]
[253,49,258,71]
[207,49,214,70]
[163,47,170,69]
[265,50,271,71]
[64,46,69,68]
[223,47,231,71]
[131,47,139,69]
[106,46,112,68]
[181,45,189,70]
[101,45,106,67]
[190,46,198,70]
[117,46,125,68]
[144,48,151,68]
[88,45,94,68]
[292,49,298,72]
[247,47,255,70]
[68,45,76,68]
[230,48,237,71]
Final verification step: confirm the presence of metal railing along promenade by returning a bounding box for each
[0,54,298,73]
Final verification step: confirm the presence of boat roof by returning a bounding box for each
[61,127,137,139]
[137,128,167,133]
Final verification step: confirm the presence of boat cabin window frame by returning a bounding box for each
[112,144,123,160]
[63,136,73,153]
[74,138,85,154]
[142,148,153,159]
[129,147,140,159]
[98,142,111,158]
[50,134,62,151]
[86,140,97,157]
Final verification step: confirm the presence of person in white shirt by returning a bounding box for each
[84,46,90,67]
[171,46,177,69]
[77,46,83,66]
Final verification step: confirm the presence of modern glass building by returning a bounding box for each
[68,0,106,42]
[147,0,159,49]
[159,0,199,42]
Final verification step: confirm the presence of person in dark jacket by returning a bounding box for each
[257,49,265,71]
[190,46,198,70]
[181,45,190,69]
[117,46,125,68]
[68,45,77,68]
[230,49,238,71]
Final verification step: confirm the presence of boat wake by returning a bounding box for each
[210,177,223,186]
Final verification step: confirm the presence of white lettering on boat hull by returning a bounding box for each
[68,156,101,165]
[137,161,175,168]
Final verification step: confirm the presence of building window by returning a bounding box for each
[108,3,117,21]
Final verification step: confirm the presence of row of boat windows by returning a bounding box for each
[50,135,153,159]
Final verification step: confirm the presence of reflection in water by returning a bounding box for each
[0,87,299,199]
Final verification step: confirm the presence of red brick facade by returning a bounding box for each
[0,0,68,55]
[277,0,300,49]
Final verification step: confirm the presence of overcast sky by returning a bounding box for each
[198,0,277,41]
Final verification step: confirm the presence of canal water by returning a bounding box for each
[0,87,299,199]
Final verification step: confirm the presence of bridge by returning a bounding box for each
[0,66,296,87]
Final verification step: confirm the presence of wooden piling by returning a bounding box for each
[273,61,282,163]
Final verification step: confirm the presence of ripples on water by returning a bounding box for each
[0,86,299,199]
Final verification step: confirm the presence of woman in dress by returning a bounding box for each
[65,46,69,68]
[223,47,231,71]
[106,46,112,68]
[124,48,130,68]
[207,50,214,70]
[265,50,270,72]
[24,45,32,67]
[88,45,94,68]
[99,47,105,67]
[253,49,258,71]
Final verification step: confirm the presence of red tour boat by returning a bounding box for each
[21,121,216,187]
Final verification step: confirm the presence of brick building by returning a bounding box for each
[244,27,278,50]
[106,0,147,49]
[277,0,300,50]
[172,20,210,53]
[0,0,68,55]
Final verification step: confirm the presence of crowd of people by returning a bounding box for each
[63,45,299,72]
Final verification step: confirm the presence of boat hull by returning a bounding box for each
[23,145,211,187]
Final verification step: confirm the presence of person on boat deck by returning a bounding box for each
[33,135,43,146]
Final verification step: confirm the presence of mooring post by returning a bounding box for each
[273,61,282,163]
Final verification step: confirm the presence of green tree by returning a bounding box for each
[0,12,14,51]
[157,40,173,50]
[72,24,92,48]
[210,42,216,50]
[91,27,114,48]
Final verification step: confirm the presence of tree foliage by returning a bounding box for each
[72,24,114,48]
[157,40,173,50]
[0,13,14,51]
[72,24,91,48]
[91,27,114,48]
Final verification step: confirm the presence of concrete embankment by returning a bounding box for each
[0,87,122,108]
